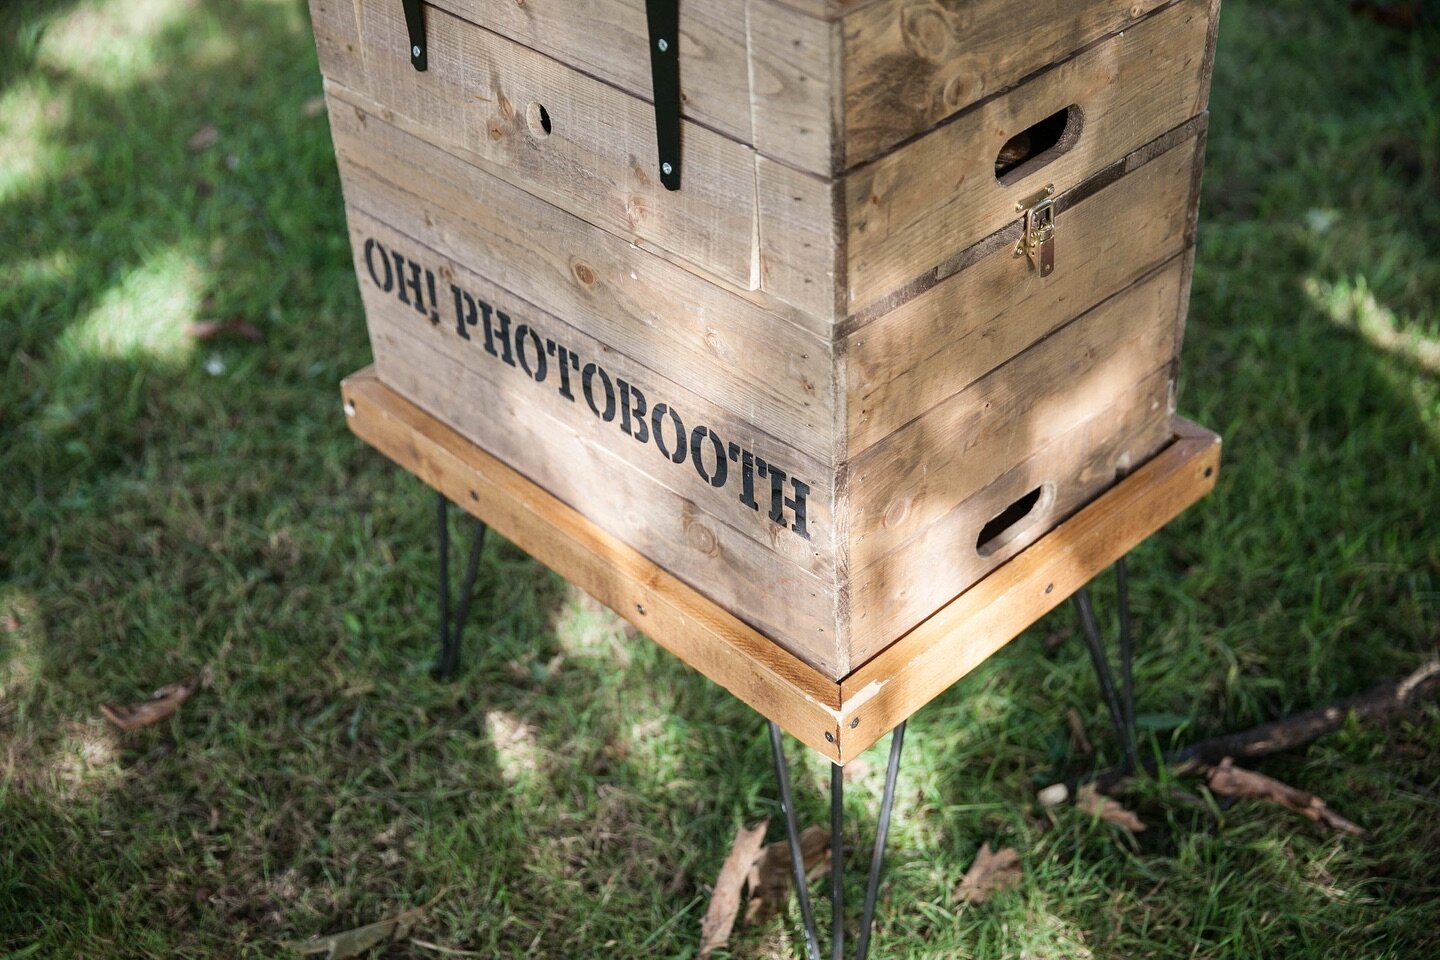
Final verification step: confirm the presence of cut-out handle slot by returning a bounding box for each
[995,106,1082,184]
[976,484,1052,557]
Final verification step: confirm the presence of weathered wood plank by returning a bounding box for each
[845,258,1187,571]
[836,421,1221,760]
[313,0,759,289]
[349,209,839,575]
[840,0,1172,167]
[746,0,843,175]
[326,94,838,467]
[843,0,1215,314]
[341,368,847,758]
[404,0,756,150]
[843,131,1203,454]
[844,367,1174,664]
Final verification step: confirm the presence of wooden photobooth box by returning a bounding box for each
[312,0,1223,762]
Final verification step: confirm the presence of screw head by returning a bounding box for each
[824,731,835,743]
[657,38,669,52]
[412,44,421,57]
[661,162,673,175]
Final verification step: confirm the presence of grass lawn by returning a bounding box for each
[2,0,1438,957]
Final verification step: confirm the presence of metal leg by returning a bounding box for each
[830,763,844,960]
[768,721,908,960]
[769,721,821,960]
[433,492,488,681]
[1072,556,1138,771]
[855,721,905,960]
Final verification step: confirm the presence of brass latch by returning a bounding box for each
[1014,184,1056,277]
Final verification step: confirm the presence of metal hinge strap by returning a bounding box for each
[402,0,427,71]
[645,0,682,191]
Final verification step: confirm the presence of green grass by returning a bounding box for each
[1,0,1437,957]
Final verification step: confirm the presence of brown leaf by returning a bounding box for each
[953,843,1021,904]
[187,125,219,152]
[1076,783,1146,832]
[1206,757,1366,836]
[699,820,768,958]
[100,676,202,731]
[1066,707,1093,756]
[302,95,327,117]
[286,892,444,958]
[743,825,830,926]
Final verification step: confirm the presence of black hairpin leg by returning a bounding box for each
[1072,554,1138,772]
[433,492,487,680]
[768,720,907,960]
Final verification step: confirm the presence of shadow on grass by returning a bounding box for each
[1,0,1437,958]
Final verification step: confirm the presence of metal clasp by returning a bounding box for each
[1014,184,1056,277]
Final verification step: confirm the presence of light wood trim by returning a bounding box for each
[342,368,846,760]
[344,365,1218,763]
[836,422,1221,760]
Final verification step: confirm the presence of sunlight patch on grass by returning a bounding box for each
[1306,275,1440,375]
[0,84,68,203]
[36,0,192,88]
[486,709,540,785]
[56,248,203,363]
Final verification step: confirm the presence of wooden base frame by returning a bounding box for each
[342,367,1221,764]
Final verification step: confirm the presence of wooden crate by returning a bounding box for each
[310,0,1221,679]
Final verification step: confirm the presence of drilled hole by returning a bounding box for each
[976,484,1053,557]
[995,106,1082,184]
[526,101,552,138]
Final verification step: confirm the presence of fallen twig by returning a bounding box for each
[1207,757,1366,836]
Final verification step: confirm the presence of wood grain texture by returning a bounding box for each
[746,0,843,175]
[349,212,846,673]
[326,95,837,467]
[845,258,1187,572]
[843,131,1203,455]
[341,368,848,759]
[404,0,755,150]
[840,0,1171,167]
[836,420,1221,760]
[314,0,759,289]
[844,367,1174,663]
[843,0,1216,314]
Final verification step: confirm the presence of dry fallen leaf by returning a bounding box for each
[954,843,1021,904]
[1077,783,1146,833]
[100,676,202,732]
[1066,707,1093,756]
[744,825,830,926]
[302,95,327,117]
[188,125,219,152]
[287,891,444,959]
[1207,757,1366,836]
[699,820,769,958]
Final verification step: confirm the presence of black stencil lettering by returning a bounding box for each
[364,238,394,292]
[785,478,810,540]
[757,457,788,526]
[582,363,616,422]
[425,269,440,324]
[690,426,727,488]
[618,379,649,443]
[514,325,547,382]
[651,404,687,464]
[451,284,478,340]
[392,251,427,317]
